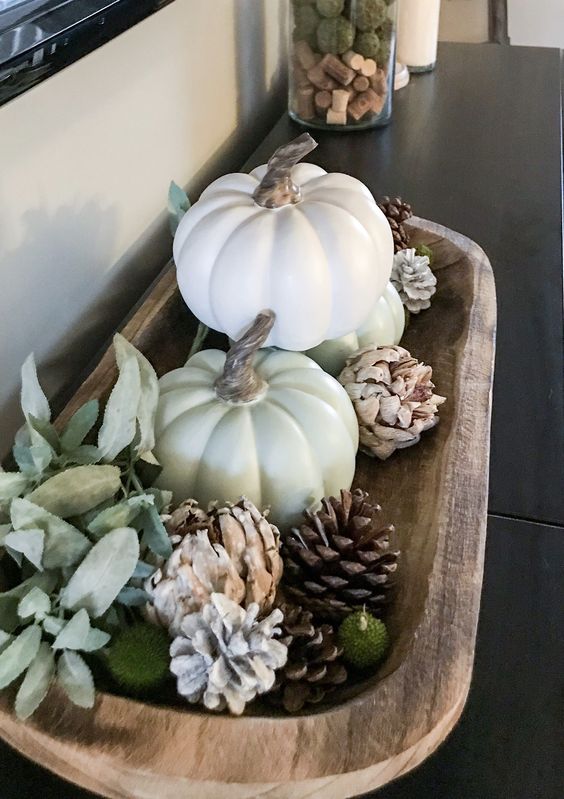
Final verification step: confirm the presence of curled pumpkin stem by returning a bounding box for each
[252,134,318,209]
[214,311,275,403]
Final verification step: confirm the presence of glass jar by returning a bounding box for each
[288,0,398,131]
[397,0,441,73]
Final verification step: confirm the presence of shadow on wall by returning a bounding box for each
[0,1,288,457]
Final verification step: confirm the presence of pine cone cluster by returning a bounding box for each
[269,603,347,713]
[378,196,413,252]
[170,593,287,715]
[391,248,436,313]
[146,497,283,634]
[282,489,399,622]
[340,345,446,460]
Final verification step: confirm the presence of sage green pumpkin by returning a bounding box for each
[305,282,405,377]
[153,313,358,530]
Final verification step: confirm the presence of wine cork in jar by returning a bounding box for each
[353,75,370,92]
[371,90,386,114]
[315,90,332,114]
[326,109,347,125]
[296,86,315,120]
[342,50,364,71]
[320,54,356,86]
[332,89,350,113]
[307,63,337,91]
[369,68,388,96]
[348,91,374,121]
[360,58,377,77]
[294,40,319,71]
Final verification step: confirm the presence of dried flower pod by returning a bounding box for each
[339,345,446,459]
[146,497,283,634]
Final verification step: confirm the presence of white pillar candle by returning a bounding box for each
[397,0,441,72]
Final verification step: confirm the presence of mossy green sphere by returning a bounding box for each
[377,18,394,43]
[316,0,344,18]
[338,610,389,669]
[108,624,170,693]
[355,0,387,32]
[354,30,380,58]
[317,16,355,54]
[294,5,321,38]
[378,37,392,66]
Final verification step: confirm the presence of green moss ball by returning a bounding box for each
[378,36,392,66]
[316,0,344,18]
[377,18,394,42]
[356,0,387,32]
[338,610,389,669]
[354,30,380,58]
[294,5,321,38]
[108,623,170,692]
[293,0,316,6]
[317,16,355,54]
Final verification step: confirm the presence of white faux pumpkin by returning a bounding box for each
[154,312,358,530]
[173,134,393,351]
[305,282,406,377]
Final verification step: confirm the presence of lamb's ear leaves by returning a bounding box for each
[0,572,58,633]
[52,609,90,651]
[15,642,55,720]
[97,346,141,463]
[140,505,172,559]
[0,472,29,504]
[113,336,158,457]
[168,181,190,234]
[0,625,42,689]
[5,529,45,571]
[60,400,99,452]
[11,498,90,569]
[57,651,95,709]
[20,355,50,423]
[17,587,50,621]
[61,527,139,617]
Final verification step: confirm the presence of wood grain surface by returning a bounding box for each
[0,218,496,799]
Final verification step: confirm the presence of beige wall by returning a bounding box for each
[509,0,564,47]
[0,0,286,452]
[439,0,489,43]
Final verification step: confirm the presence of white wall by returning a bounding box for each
[0,0,286,453]
[439,0,489,43]
[508,0,564,47]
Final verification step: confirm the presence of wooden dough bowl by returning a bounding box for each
[0,219,496,798]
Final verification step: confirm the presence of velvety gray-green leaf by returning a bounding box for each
[116,586,150,607]
[17,587,50,620]
[140,505,172,558]
[168,180,190,234]
[57,651,95,709]
[52,609,90,650]
[146,488,172,513]
[15,642,55,720]
[4,528,45,571]
[42,615,65,636]
[82,626,111,652]
[87,494,154,539]
[26,465,121,518]
[0,572,57,633]
[28,416,60,453]
[61,527,139,617]
[114,335,158,456]
[132,560,157,579]
[12,444,38,477]
[0,472,29,503]
[60,400,99,452]
[11,498,91,569]
[0,625,42,688]
[0,630,13,654]
[21,354,50,423]
[97,348,141,462]
[66,445,102,465]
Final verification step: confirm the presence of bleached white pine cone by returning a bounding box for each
[145,497,283,635]
[339,345,446,460]
[170,593,287,715]
[391,248,436,313]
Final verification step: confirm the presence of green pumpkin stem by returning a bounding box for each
[252,134,318,209]
[215,311,275,403]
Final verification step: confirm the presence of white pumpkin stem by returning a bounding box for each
[215,311,275,403]
[252,134,318,209]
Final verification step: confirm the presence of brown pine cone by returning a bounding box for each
[282,489,399,622]
[378,195,413,252]
[269,603,347,713]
